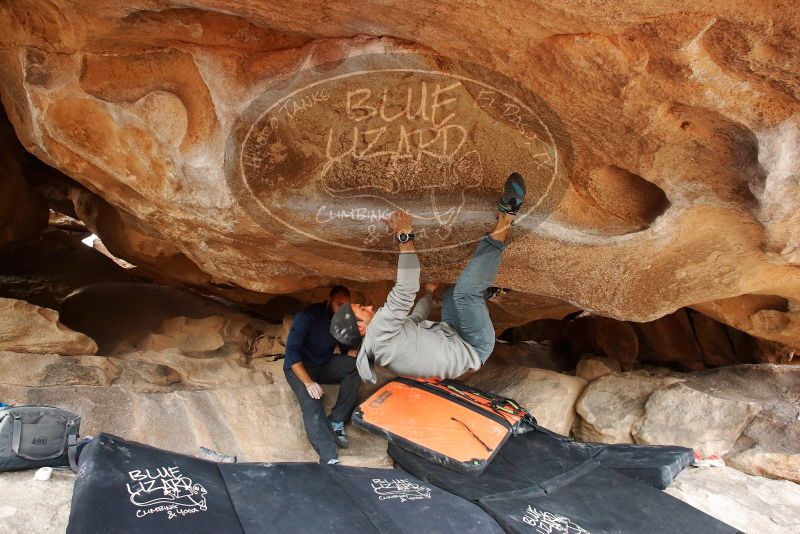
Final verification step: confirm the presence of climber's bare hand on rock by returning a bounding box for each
[424,283,439,294]
[383,211,412,234]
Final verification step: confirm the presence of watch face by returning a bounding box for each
[398,232,408,242]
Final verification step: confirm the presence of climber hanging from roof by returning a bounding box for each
[330,172,526,382]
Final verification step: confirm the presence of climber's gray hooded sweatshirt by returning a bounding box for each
[355,252,482,383]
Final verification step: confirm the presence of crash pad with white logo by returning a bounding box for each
[389,428,740,534]
[67,433,503,534]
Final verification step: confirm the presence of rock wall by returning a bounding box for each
[1,293,798,487]
[0,295,392,465]
[0,1,799,346]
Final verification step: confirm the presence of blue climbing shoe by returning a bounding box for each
[498,172,526,216]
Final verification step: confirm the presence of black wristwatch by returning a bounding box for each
[395,232,416,243]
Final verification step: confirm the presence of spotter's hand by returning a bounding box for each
[306,382,324,399]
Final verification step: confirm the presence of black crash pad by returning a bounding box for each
[526,427,694,490]
[220,462,502,533]
[67,433,503,534]
[586,441,693,490]
[389,429,738,534]
[68,434,239,534]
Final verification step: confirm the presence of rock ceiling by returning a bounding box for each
[0,1,799,345]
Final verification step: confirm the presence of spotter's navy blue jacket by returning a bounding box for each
[283,302,349,370]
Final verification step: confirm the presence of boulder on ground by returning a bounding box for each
[467,365,587,435]
[665,466,800,534]
[651,365,800,478]
[575,355,620,382]
[573,371,682,443]
[725,402,800,483]
[0,297,97,355]
[631,382,761,457]
[573,364,800,482]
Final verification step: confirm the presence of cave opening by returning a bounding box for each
[499,305,794,374]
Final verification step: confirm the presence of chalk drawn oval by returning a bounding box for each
[225,53,572,261]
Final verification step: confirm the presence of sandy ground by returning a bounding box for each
[0,469,73,534]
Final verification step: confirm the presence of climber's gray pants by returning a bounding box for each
[440,235,508,362]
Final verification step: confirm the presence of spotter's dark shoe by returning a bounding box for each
[498,172,526,216]
[330,421,349,449]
